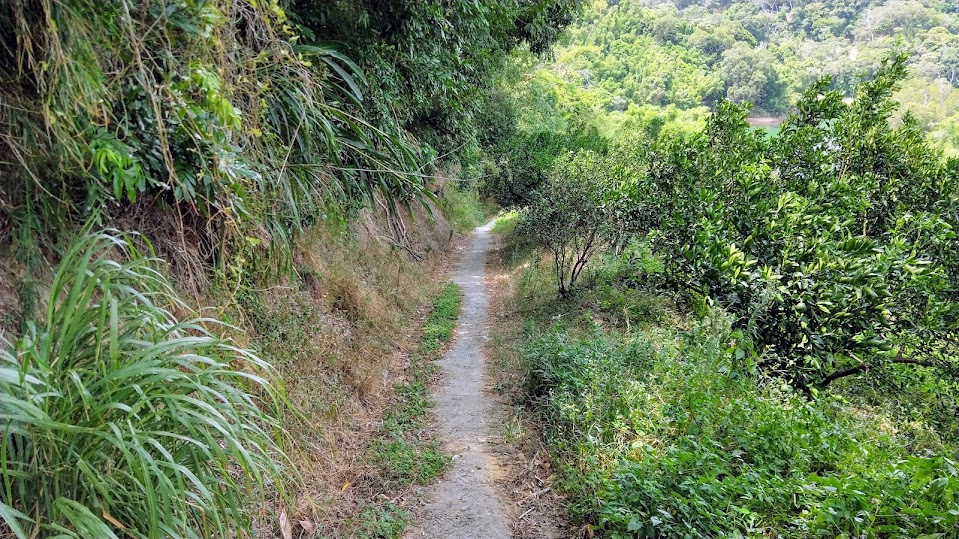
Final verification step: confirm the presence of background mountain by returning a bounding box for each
[549,0,959,151]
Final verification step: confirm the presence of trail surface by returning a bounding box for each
[405,221,512,539]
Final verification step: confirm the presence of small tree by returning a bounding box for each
[520,150,608,297]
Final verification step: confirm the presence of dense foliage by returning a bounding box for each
[647,56,959,392]
[0,0,425,264]
[0,0,583,273]
[509,36,959,539]
[522,55,959,393]
[525,318,958,537]
[0,2,583,537]
[288,0,584,161]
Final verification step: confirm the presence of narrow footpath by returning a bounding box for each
[404,221,512,538]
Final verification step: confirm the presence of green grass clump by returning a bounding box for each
[352,502,410,539]
[525,320,959,538]
[491,211,519,235]
[439,187,489,232]
[420,283,462,350]
[372,378,448,488]
[0,231,288,538]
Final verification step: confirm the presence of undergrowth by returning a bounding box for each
[363,282,461,537]
[0,231,288,538]
[350,503,410,539]
[439,187,491,233]
[502,230,959,538]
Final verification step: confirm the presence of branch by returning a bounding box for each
[569,229,598,287]
[819,354,939,388]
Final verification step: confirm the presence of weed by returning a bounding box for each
[373,438,450,488]
[527,323,959,537]
[352,503,410,539]
[502,407,526,444]
[0,231,288,538]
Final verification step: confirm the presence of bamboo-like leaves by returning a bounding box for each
[0,230,288,538]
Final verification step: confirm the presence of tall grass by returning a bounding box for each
[437,187,488,232]
[0,230,288,538]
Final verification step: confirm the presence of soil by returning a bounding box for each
[403,221,513,539]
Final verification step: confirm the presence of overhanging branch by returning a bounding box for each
[819,353,938,388]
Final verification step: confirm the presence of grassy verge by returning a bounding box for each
[438,187,494,232]
[216,211,456,537]
[492,228,959,538]
[0,203,459,538]
[355,282,462,538]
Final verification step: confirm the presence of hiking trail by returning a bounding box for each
[404,221,512,539]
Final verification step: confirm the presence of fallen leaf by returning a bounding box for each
[299,520,315,533]
[279,511,292,539]
[102,510,125,530]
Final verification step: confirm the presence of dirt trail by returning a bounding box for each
[404,221,512,539]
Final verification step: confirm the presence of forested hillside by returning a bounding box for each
[535,0,959,153]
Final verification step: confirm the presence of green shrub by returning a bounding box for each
[520,151,612,297]
[0,231,288,538]
[352,502,409,539]
[586,54,959,392]
[439,186,488,233]
[0,0,426,270]
[524,321,959,538]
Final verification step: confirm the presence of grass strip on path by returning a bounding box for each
[352,282,462,538]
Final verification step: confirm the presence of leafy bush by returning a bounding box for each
[485,126,609,207]
[525,321,959,538]
[0,0,426,272]
[288,0,586,163]
[0,231,287,538]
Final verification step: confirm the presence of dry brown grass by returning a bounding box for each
[237,200,458,538]
[0,196,459,538]
[0,257,22,336]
